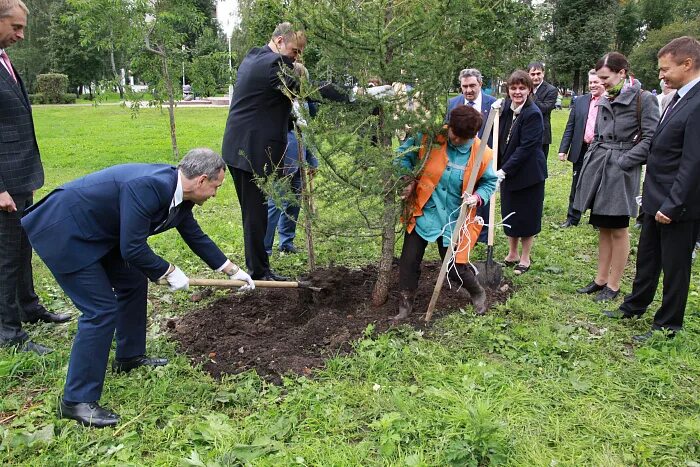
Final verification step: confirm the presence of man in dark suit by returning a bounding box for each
[22,149,254,428]
[0,0,69,356]
[528,62,558,158]
[222,23,305,281]
[604,36,700,341]
[446,68,497,143]
[557,69,605,227]
[446,68,497,242]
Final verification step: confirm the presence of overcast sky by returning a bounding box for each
[216,0,240,36]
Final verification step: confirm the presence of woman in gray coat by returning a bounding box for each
[573,52,660,302]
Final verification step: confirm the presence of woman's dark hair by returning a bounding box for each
[595,52,630,73]
[507,70,534,94]
[448,105,483,139]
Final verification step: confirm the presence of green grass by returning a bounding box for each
[1,106,699,465]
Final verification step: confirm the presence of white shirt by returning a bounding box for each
[677,75,700,100]
[463,91,482,111]
[171,171,184,210]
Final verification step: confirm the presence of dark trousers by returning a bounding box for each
[0,192,44,345]
[566,144,587,224]
[620,214,700,330]
[399,230,473,291]
[229,166,270,278]
[54,248,147,403]
[542,144,550,159]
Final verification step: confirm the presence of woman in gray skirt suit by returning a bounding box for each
[573,52,660,302]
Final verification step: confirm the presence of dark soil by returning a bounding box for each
[169,261,511,382]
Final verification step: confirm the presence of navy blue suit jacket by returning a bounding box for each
[497,99,548,191]
[22,164,227,281]
[446,92,497,145]
[558,93,592,163]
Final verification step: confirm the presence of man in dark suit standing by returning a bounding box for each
[0,0,69,356]
[446,68,497,143]
[222,23,305,281]
[22,149,255,427]
[557,69,605,227]
[446,68,497,242]
[528,62,558,158]
[604,36,700,341]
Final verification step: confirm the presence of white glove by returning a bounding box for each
[462,192,479,207]
[491,98,504,110]
[165,266,189,291]
[496,169,506,183]
[230,268,255,291]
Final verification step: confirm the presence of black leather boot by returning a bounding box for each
[391,290,415,320]
[462,270,488,315]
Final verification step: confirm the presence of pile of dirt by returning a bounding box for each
[169,261,511,382]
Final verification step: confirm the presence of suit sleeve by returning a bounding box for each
[659,104,700,220]
[175,210,229,269]
[269,57,298,94]
[501,111,544,175]
[535,85,557,114]
[558,98,577,154]
[118,181,171,281]
[619,92,660,170]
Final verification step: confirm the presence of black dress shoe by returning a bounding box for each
[260,270,290,281]
[25,309,71,324]
[603,309,637,319]
[633,329,676,343]
[19,340,53,355]
[59,399,119,428]
[559,219,577,228]
[576,281,606,294]
[594,286,620,302]
[112,355,168,373]
[279,245,298,254]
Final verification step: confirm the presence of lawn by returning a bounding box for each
[1,105,699,466]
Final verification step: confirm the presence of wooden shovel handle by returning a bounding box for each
[487,109,500,247]
[157,278,302,288]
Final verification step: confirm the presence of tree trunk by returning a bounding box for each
[371,106,396,306]
[572,69,581,97]
[371,192,397,306]
[371,3,398,307]
[161,55,179,160]
[108,29,124,100]
[295,125,316,271]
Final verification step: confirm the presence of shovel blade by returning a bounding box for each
[474,260,503,288]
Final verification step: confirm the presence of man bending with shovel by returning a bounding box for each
[395,105,498,319]
[21,148,254,428]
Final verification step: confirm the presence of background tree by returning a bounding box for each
[629,19,700,91]
[47,0,108,96]
[131,0,206,158]
[66,0,135,99]
[11,0,59,91]
[547,0,616,93]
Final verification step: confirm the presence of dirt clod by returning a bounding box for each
[171,261,511,382]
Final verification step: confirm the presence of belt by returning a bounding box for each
[592,141,635,150]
